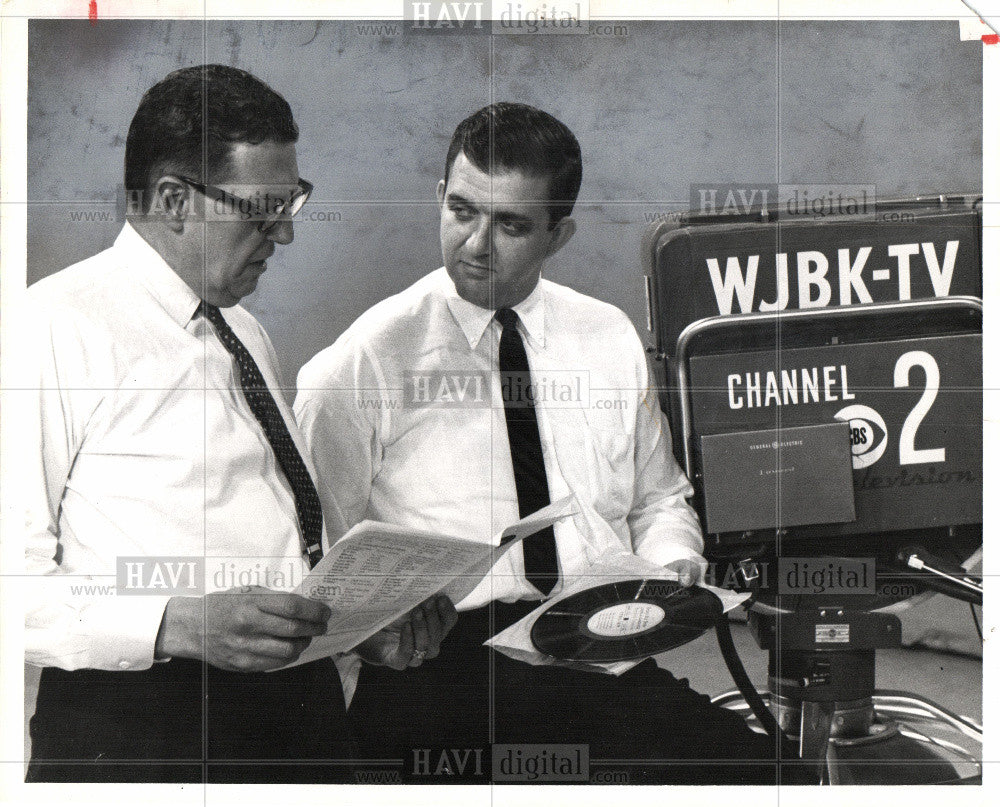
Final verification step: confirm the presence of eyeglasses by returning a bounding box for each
[177,175,314,234]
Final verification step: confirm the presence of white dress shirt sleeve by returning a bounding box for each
[294,331,385,539]
[294,335,389,697]
[20,301,172,671]
[624,328,708,578]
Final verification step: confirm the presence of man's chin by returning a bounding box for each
[206,286,251,308]
[226,267,266,304]
[456,286,495,310]
[450,273,497,310]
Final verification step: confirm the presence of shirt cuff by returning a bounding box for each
[637,542,708,577]
[78,595,173,671]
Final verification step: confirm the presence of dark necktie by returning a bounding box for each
[496,308,559,596]
[200,302,324,568]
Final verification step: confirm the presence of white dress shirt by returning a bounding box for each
[17,224,330,672]
[295,268,704,611]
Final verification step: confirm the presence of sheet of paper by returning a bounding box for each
[486,549,750,675]
[438,496,581,604]
[283,496,577,667]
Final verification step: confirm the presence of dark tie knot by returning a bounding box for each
[495,308,519,330]
[199,301,224,326]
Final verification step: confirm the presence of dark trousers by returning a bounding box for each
[26,657,355,783]
[350,600,791,785]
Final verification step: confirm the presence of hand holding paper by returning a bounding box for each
[352,593,458,670]
[280,495,577,668]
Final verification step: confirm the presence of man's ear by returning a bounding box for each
[545,216,576,259]
[151,176,191,232]
[436,179,446,207]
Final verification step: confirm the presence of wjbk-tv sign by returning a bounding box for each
[648,192,981,351]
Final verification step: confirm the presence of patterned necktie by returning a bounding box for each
[496,307,559,596]
[200,302,324,568]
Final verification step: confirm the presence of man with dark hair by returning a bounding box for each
[443,101,583,225]
[295,103,784,784]
[21,64,455,784]
[124,63,301,213]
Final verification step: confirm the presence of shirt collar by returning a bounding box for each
[115,222,203,327]
[442,269,546,351]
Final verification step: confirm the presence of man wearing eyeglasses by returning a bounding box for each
[21,64,455,784]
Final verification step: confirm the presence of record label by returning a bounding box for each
[586,602,666,637]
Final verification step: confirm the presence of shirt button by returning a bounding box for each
[118,660,130,669]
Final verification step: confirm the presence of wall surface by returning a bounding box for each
[27,19,982,383]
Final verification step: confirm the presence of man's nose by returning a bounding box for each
[465,217,491,256]
[267,217,294,246]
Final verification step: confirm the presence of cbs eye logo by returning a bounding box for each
[835,404,888,469]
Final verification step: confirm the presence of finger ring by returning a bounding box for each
[410,649,426,664]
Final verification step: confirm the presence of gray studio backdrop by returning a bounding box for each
[27,19,982,386]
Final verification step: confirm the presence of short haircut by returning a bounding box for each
[124,64,298,212]
[443,102,582,225]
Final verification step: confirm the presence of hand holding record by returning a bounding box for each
[663,557,703,587]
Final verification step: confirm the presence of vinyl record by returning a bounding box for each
[530,579,723,662]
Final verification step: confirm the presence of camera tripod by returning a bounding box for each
[712,600,982,785]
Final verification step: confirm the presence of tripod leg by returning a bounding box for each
[800,701,835,783]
